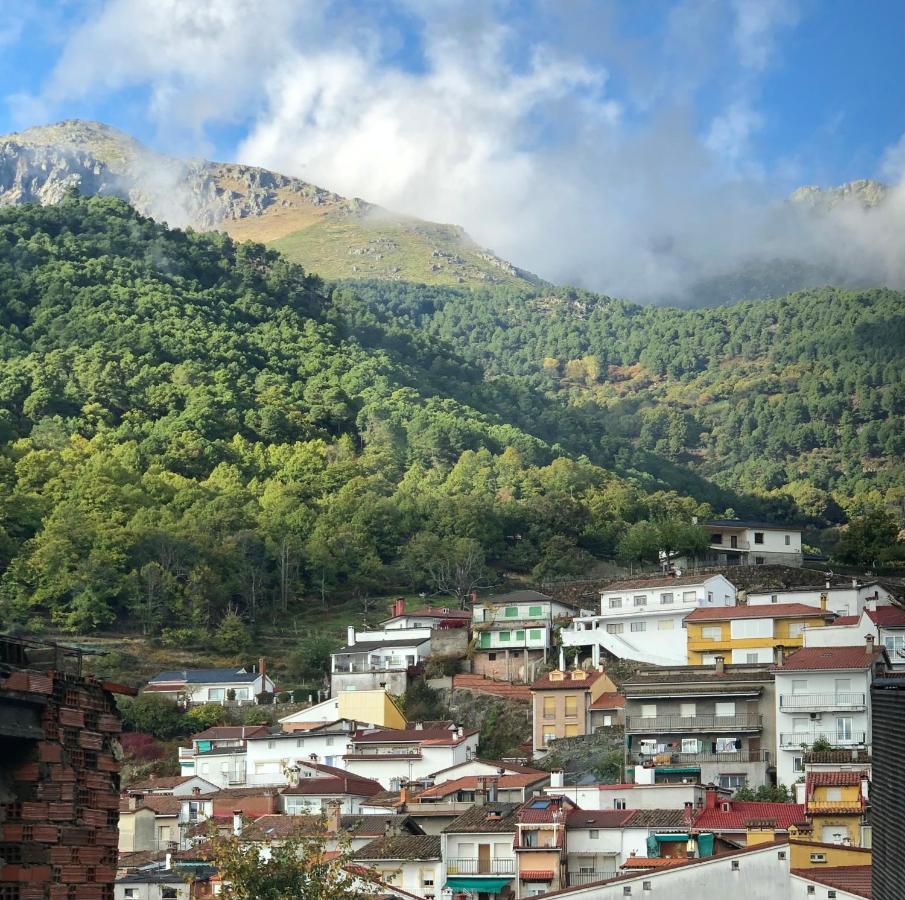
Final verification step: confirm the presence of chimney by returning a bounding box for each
[470,591,478,606]
[487,776,499,803]
[714,656,725,676]
[550,770,564,790]
[347,626,356,647]
[559,647,566,671]
[819,592,828,611]
[414,722,423,730]
[232,810,243,836]
[456,725,464,740]
[128,794,143,811]
[165,852,172,871]
[683,802,694,827]
[325,800,342,834]
[852,578,859,589]
[705,787,717,810]
[192,787,201,797]
[399,784,410,807]
[258,657,266,682]
[475,777,488,806]
[775,646,785,667]
[866,634,875,653]
[825,579,831,590]
[392,597,405,617]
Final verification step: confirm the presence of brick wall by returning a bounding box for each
[0,640,123,900]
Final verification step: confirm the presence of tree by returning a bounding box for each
[427,537,492,608]
[834,510,903,568]
[215,609,252,655]
[286,636,337,684]
[185,702,230,731]
[118,694,188,741]
[205,815,377,900]
[616,521,660,566]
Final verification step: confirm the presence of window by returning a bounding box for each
[711,533,723,544]
[680,702,696,717]
[793,756,804,773]
[681,738,700,753]
[770,594,778,603]
[682,591,697,602]
[488,653,497,661]
[614,799,626,810]
[633,595,647,607]
[267,741,276,749]
[834,678,852,694]
[836,717,853,741]
[234,688,249,700]
[701,626,723,641]
[754,532,764,544]
[708,592,713,602]
[603,715,613,726]
[162,890,178,900]
[505,606,519,617]
[325,737,334,746]
[515,630,525,641]
[641,704,657,718]
[788,622,805,639]
[716,737,740,752]
[479,632,492,649]
[529,605,543,617]
[543,697,556,719]
[792,679,808,693]
[499,631,511,642]
[609,597,623,609]
[529,629,543,640]
[421,869,435,888]
[825,787,843,802]
[296,739,304,748]
[124,891,138,899]
[543,727,556,744]
[719,774,747,790]
[730,619,773,639]
[630,621,646,632]
[564,723,579,737]
[660,592,674,604]
[209,688,225,701]
[606,623,624,634]
[884,635,905,656]
[785,535,791,545]
[715,701,736,717]
[589,829,599,839]
[745,653,759,663]
[565,695,578,718]
[755,556,766,565]
[658,619,674,631]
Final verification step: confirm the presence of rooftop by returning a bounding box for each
[191,725,269,741]
[126,775,209,792]
[693,801,806,831]
[149,667,262,685]
[352,725,476,745]
[804,750,871,765]
[624,809,689,828]
[483,589,553,604]
[589,691,625,710]
[622,664,773,689]
[865,605,905,627]
[442,802,521,833]
[566,809,633,829]
[600,573,728,593]
[685,603,833,622]
[531,668,606,691]
[791,865,872,899]
[414,773,547,800]
[334,636,431,654]
[383,606,471,620]
[282,772,383,798]
[353,835,441,861]
[118,795,181,816]
[774,645,886,671]
[706,519,802,531]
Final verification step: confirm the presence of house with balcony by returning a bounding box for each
[622,659,776,792]
[343,723,480,789]
[178,724,270,782]
[471,590,590,683]
[245,719,359,782]
[746,579,899,618]
[561,574,737,667]
[352,834,443,898]
[771,639,888,788]
[530,667,619,753]
[685,602,835,665]
[804,602,905,669]
[441,801,520,898]
[145,661,275,705]
[513,795,576,897]
[330,625,431,697]
[804,770,870,846]
[670,519,803,568]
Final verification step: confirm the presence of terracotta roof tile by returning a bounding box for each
[353,835,441,861]
[692,801,806,831]
[804,750,871,764]
[590,692,625,710]
[531,669,605,691]
[685,603,832,621]
[621,857,688,869]
[774,646,885,671]
[352,726,476,744]
[866,605,905,627]
[566,810,633,829]
[832,615,861,625]
[624,809,688,828]
[118,795,181,816]
[415,774,547,800]
[792,865,872,899]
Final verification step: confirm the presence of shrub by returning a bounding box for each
[277,691,292,703]
[256,691,274,706]
[185,703,230,731]
[119,693,189,741]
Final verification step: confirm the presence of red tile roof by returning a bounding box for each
[692,801,807,831]
[774,646,885,671]
[414,774,547,800]
[866,605,905,627]
[352,726,476,745]
[281,773,382,797]
[119,795,181,816]
[832,615,860,625]
[517,797,576,823]
[792,865,872,899]
[520,871,554,881]
[620,857,689,869]
[807,771,867,788]
[685,603,833,621]
[531,669,606,691]
[590,692,625,710]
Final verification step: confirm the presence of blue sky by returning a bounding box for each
[1,0,902,296]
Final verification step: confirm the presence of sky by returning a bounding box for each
[1,0,903,298]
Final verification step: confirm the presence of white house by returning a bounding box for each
[178,724,270,780]
[145,661,275,705]
[772,640,888,787]
[331,626,431,697]
[380,597,472,631]
[803,603,905,668]
[343,724,480,789]
[353,834,443,899]
[244,720,358,784]
[560,574,736,666]
[746,579,898,618]
[667,519,803,569]
[545,772,720,811]
[278,760,382,814]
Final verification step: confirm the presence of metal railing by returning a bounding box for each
[567,872,617,886]
[778,732,867,749]
[332,660,412,673]
[627,714,762,733]
[446,859,516,875]
[344,747,422,758]
[779,693,866,711]
[633,749,770,765]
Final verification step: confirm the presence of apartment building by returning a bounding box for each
[685,602,835,665]
[471,590,589,682]
[670,518,803,568]
[772,640,888,787]
[561,574,736,667]
[513,795,576,897]
[622,659,776,791]
[803,770,870,846]
[442,802,520,898]
[746,579,898,617]
[529,667,618,752]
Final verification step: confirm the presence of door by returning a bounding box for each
[730,535,738,549]
[478,843,491,874]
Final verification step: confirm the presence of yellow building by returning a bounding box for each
[789,832,872,868]
[338,689,407,729]
[685,602,835,665]
[529,668,618,752]
[804,771,869,846]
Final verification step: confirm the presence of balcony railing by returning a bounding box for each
[178,747,195,760]
[567,872,617,887]
[344,747,422,758]
[333,660,413,673]
[779,693,866,711]
[806,800,865,812]
[627,714,762,733]
[446,859,516,876]
[778,732,867,749]
[633,749,771,765]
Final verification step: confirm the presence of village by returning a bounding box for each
[0,519,889,899]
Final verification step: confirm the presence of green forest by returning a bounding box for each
[0,197,901,638]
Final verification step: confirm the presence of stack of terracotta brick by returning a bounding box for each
[0,647,125,900]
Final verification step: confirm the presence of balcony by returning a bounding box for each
[446,859,516,876]
[632,749,771,765]
[567,872,617,887]
[626,714,763,733]
[178,747,195,761]
[806,800,865,812]
[779,693,866,711]
[343,747,422,758]
[333,660,413,673]
[778,732,867,749]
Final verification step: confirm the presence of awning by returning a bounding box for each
[520,871,554,881]
[445,876,513,894]
[653,834,689,842]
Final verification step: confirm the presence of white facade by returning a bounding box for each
[546,782,710,811]
[115,877,192,900]
[747,580,895,617]
[192,750,248,788]
[278,696,339,726]
[246,725,354,781]
[561,575,736,666]
[359,858,442,899]
[542,843,791,899]
[442,830,518,885]
[774,663,876,787]
[789,873,865,900]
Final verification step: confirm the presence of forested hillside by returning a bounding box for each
[346,281,905,526]
[0,196,727,636]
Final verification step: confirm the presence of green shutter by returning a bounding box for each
[505,607,518,617]
[499,631,510,641]
[515,630,525,640]
[479,632,491,648]
[529,629,542,640]
[529,605,543,617]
